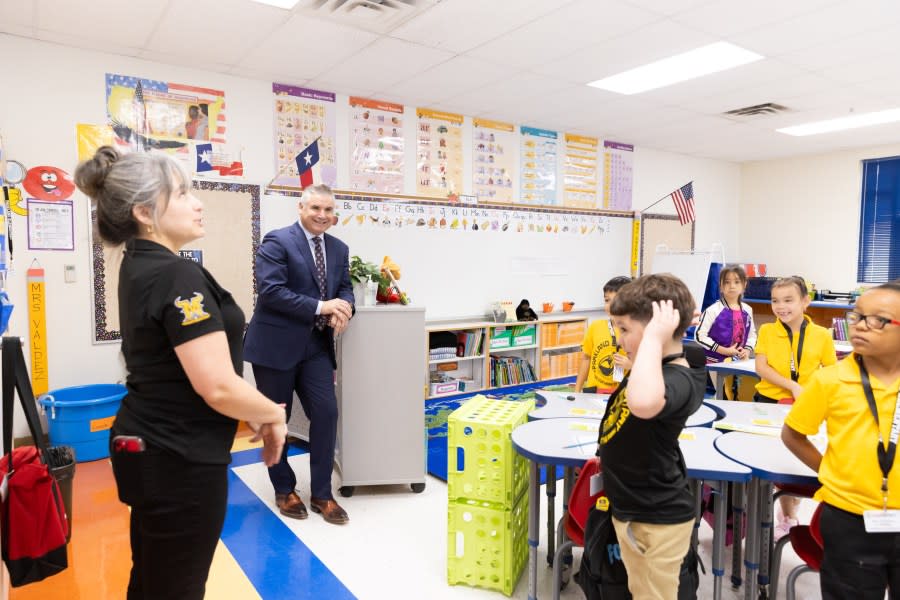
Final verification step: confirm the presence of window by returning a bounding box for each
[858,157,900,283]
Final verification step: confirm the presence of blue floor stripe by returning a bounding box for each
[222,443,356,600]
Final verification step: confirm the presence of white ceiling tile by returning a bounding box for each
[778,29,900,72]
[622,0,718,16]
[0,0,35,30]
[532,20,718,84]
[671,0,844,37]
[317,37,453,91]
[37,0,166,48]
[388,0,571,53]
[383,56,516,105]
[146,0,290,65]
[237,15,378,82]
[465,0,661,70]
[36,28,143,57]
[732,1,900,57]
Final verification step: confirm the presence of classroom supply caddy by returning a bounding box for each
[447,395,533,595]
[38,383,127,462]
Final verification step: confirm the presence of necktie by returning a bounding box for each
[312,237,328,331]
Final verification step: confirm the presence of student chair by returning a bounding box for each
[770,502,824,600]
[551,458,603,600]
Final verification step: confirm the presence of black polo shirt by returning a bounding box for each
[114,239,242,464]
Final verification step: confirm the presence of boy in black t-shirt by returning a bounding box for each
[598,273,706,599]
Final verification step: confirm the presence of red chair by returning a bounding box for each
[770,502,824,600]
[551,458,603,600]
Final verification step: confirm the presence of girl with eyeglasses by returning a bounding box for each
[783,280,900,599]
[754,276,838,537]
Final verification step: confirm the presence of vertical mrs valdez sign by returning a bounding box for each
[27,263,48,395]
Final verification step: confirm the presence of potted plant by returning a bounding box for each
[349,256,386,306]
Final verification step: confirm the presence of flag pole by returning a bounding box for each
[264,135,323,191]
[637,181,692,213]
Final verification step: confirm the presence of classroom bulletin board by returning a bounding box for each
[89,181,260,343]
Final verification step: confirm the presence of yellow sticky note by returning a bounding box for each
[752,419,773,426]
[679,432,696,441]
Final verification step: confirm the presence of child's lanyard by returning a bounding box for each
[596,352,684,453]
[856,354,900,511]
[607,320,617,349]
[781,320,808,382]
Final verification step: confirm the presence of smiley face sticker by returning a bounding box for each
[23,165,75,201]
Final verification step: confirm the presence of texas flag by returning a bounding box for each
[295,139,320,188]
[195,143,214,172]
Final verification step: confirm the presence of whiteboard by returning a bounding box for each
[650,249,715,312]
[262,192,633,319]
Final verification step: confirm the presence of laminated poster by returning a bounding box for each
[272,84,336,187]
[563,134,599,209]
[602,140,634,210]
[520,126,558,206]
[416,109,463,198]
[472,118,515,203]
[349,97,404,195]
[105,73,225,151]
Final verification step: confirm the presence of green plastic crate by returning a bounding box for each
[447,395,533,506]
[447,492,528,596]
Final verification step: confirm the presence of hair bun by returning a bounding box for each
[74,145,120,198]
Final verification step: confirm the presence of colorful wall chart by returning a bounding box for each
[472,118,515,203]
[348,97,404,194]
[602,140,634,210]
[105,73,226,149]
[563,134,599,209]
[416,109,463,198]
[520,126,558,205]
[272,83,336,187]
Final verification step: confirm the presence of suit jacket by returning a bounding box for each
[243,222,354,370]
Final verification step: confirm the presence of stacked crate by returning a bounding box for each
[446,395,534,595]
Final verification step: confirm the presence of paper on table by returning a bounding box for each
[568,407,604,417]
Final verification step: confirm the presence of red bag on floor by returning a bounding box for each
[0,337,69,586]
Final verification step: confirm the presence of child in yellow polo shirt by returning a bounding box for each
[754,276,837,537]
[574,276,632,393]
[783,280,900,599]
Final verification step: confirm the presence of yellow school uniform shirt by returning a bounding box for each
[582,319,626,391]
[754,316,837,399]
[785,354,900,515]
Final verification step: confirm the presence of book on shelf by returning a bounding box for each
[831,317,849,341]
[489,355,537,387]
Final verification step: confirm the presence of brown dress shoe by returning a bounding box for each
[309,497,349,524]
[275,491,308,519]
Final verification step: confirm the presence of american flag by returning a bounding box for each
[670,182,695,225]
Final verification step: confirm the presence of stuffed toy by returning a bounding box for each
[516,299,539,321]
[375,255,410,305]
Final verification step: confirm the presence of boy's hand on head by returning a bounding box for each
[644,299,681,344]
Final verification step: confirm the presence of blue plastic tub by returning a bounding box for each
[38,384,127,462]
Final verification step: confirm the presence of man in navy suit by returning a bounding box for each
[244,184,354,524]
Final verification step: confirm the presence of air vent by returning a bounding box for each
[296,0,436,33]
[721,102,790,121]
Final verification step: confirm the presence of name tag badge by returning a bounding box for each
[863,510,900,533]
[590,472,604,496]
[613,365,625,382]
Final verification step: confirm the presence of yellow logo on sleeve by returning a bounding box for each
[174,293,211,326]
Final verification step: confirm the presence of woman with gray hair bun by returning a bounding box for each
[74,146,287,599]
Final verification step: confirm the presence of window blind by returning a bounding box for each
[858,157,900,283]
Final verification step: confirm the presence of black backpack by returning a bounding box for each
[575,500,701,600]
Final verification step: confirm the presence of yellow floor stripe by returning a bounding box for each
[206,541,261,600]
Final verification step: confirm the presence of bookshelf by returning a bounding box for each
[424,316,588,399]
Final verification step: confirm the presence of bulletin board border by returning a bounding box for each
[90,180,261,344]
[638,213,696,276]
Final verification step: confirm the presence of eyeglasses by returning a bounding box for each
[845,311,900,330]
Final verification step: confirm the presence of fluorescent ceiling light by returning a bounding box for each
[250,0,300,9]
[777,108,900,136]
[587,42,764,95]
